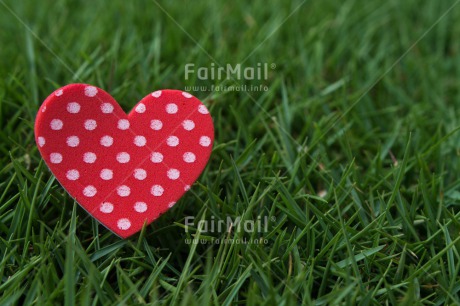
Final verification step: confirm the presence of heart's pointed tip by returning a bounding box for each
[104,221,143,239]
[116,232,134,239]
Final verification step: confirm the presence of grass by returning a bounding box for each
[1,0,460,304]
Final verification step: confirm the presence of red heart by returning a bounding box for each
[34,84,214,238]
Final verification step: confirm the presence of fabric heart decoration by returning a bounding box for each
[34,84,214,238]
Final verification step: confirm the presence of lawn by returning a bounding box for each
[1,0,460,304]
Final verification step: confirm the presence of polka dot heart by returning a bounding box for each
[35,84,214,238]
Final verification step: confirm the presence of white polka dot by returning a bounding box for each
[38,136,45,147]
[134,168,147,180]
[198,105,209,114]
[150,119,163,130]
[118,119,130,130]
[83,185,97,197]
[167,169,180,180]
[182,120,195,131]
[66,136,80,147]
[182,92,193,98]
[84,119,97,130]
[151,91,162,98]
[83,152,97,163]
[168,202,176,208]
[134,136,146,147]
[166,103,178,114]
[100,202,113,213]
[66,169,79,180]
[184,185,191,191]
[150,152,163,163]
[101,103,114,114]
[151,185,164,196]
[134,202,147,213]
[135,103,146,113]
[117,218,131,230]
[55,89,63,96]
[100,135,113,147]
[67,102,81,113]
[116,152,130,163]
[100,169,113,180]
[41,106,46,112]
[167,136,179,147]
[183,152,196,163]
[50,119,63,130]
[199,136,211,147]
[117,185,131,197]
[84,86,98,97]
[50,153,62,164]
